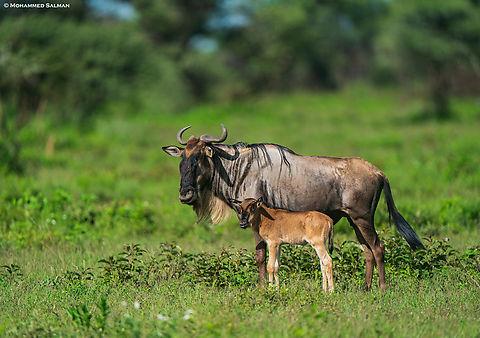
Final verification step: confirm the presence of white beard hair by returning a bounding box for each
[193,189,231,224]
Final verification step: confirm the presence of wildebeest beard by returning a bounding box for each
[192,142,296,224]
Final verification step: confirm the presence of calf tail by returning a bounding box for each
[328,222,334,255]
[383,176,424,250]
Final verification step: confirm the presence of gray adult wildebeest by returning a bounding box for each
[163,125,424,290]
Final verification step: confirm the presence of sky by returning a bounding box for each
[88,0,136,20]
[87,0,251,28]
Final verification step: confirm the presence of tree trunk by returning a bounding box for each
[429,67,452,119]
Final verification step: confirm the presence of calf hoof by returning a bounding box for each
[267,283,279,290]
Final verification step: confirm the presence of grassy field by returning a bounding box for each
[1,84,479,336]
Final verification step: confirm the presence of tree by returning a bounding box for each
[377,0,480,119]
[217,0,387,92]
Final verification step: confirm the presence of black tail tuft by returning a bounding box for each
[383,177,424,250]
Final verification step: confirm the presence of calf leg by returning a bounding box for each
[254,232,267,285]
[274,245,281,286]
[267,242,279,285]
[313,242,334,292]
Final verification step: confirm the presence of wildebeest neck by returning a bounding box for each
[205,143,296,215]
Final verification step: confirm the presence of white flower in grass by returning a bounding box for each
[121,301,128,307]
[157,314,169,321]
[183,309,194,321]
[133,301,141,309]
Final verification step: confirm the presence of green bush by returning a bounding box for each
[0,15,156,120]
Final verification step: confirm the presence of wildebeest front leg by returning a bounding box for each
[254,232,267,285]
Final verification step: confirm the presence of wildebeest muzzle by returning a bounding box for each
[179,187,196,204]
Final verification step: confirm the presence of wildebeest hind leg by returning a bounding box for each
[351,216,386,291]
[348,217,375,291]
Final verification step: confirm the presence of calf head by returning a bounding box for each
[229,197,263,229]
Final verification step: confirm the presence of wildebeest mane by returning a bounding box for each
[194,142,297,224]
[213,142,295,170]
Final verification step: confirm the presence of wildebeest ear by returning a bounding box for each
[162,145,184,157]
[204,146,214,158]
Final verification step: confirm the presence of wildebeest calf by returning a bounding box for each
[230,197,334,291]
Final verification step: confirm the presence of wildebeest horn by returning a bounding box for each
[200,124,228,143]
[176,125,191,145]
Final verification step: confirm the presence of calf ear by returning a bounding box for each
[228,198,241,212]
[162,146,184,157]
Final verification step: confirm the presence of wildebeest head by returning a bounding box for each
[229,197,263,229]
[162,124,229,205]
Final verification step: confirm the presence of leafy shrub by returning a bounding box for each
[0,263,23,285]
[384,237,459,278]
[91,239,480,289]
[183,248,256,287]
[99,244,150,285]
[68,297,110,335]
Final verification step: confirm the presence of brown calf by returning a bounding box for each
[230,197,334,291]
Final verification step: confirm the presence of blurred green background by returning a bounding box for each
[0,1,480,336]
[0,0,480,247]
[1,0,479,250]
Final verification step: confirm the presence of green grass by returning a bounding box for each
[2,239,479,337]
[2,275,480,337]
[1,84,480,336]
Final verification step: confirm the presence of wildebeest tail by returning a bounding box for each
[382,176,424,250]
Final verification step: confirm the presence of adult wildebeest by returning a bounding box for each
[163,124,424,290]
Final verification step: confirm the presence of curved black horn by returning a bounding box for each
[176,125,191,145]
[200,124,228,143]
